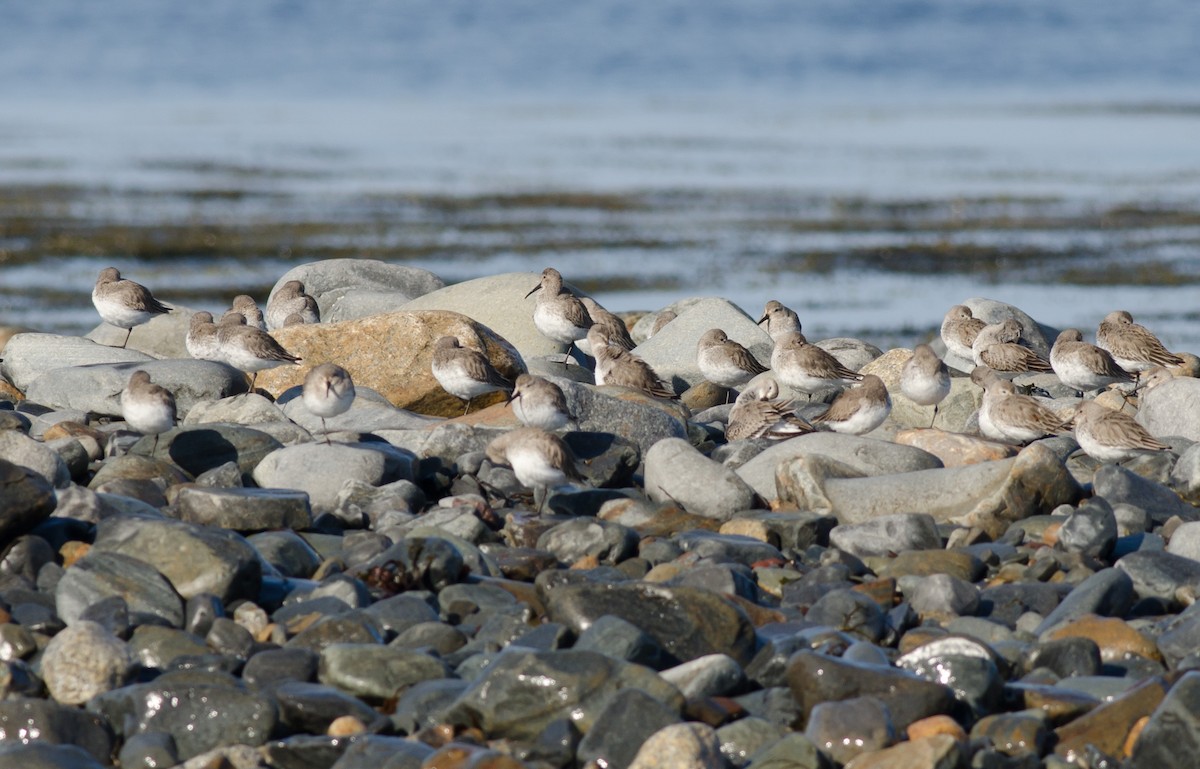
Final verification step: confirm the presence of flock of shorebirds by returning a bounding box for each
[87,265,1186,508]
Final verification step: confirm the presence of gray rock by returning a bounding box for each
[183,392,288,426]
[829,513,941,559]
[134,423,282,483]
[728,510,836,551]
[1138,376,1200,442]
[1034,568,1134,634]
[815,337,884,372]
[1058,498,1118,558]
[176,486,312,531]
[252,443,389,513]
[644,437,757,520]
[744,733,824,769]
[56,551,184,627]
[270,258,444,325]
[333,478,426,526]
[319,735,434,769]
[536,518,639,565]
[577,687,682,769]
[962,297,1055,357]
[0,430,71,489]
[1167,521,1200,561]
[660,653,746,699]
[573,615,672,670]
[40,620,131,704]
[279,385,435,434]
[896,636,1003,715]
[317,643,450,704]
[804,695,895,766]
[0,744,108,769]
[117,733,179,769]
[0,700,114,764]
[0,459,56,544]
[910,573,981,618]
[1127,670,1200,769]
[322,287,432,324]
[1094,463,1197,525]
[628,723,725,769]
[735,432,942,501]
[805,589,887,643]
[1171,442,1200,506]
[716,717,790,768]
[555,377,689,456]
[1118,550,1200,603]
[1,332,153,392]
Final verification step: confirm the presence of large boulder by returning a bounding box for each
[1138,376,1200,442]
[268,259,445,324]
[86,304,197,359]
[1,333,153,392]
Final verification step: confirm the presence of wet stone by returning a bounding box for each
[536,518,639,566]
[572,614,672,670]
[715,717,789,768]
[1127,670,1200,769]
[896,636,1004,716]
[55,551,184,628]
[117,732,179,769]
[1033,567,1133,635]
[660,653,745,699]
[272,680,385,736]
[0,698,114,764]
[317,643,449,704]
[805,695,895,767]
[1043,614,1162,664]
[805,588,887,643]
[1053,676,1168,762]
[40,620,131,705]
[246,529,323,579]
[242,647,319,689]
[1021,636,1102,678]
[744,733,824,769]
[576,687,682,769]
[627,722,725,769]
[175,486,312,531]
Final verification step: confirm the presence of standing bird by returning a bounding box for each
[266,280,320,330]
[507,374,576,431]
[486,427,584,513]
[813,374,892,435]
[973,366,1067,444]
[1072,400,1171,463]
[302,363,356,444]
[92,267,171,349]
[185,311,221,361]
[431,336,514,416]
[588,327,676,399]
[758,300,802,343]
[972,319,1052,373]
[580,297,635,352]
[526,267,593,366]
[216,314,302,393]
[726,379,813,441]
[121,370,176,454]
[1096,310,1183,374]
[771,331,862,397]
[696,328,769,400]
[940,305,987,361]
[901,344,951,427]
[230,295,267,330]
[1049,329,1134,395]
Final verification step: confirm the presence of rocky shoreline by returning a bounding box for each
[2,258,1200,769]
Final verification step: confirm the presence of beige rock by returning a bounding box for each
[1044,614,1162,663]
[895,428,1017,467]
[254,310,525,416]
[845,734,963,769]
[628,723,725,769]
[862,348,980,432]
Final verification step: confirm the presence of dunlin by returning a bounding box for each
[230,295,267,330]
[1049,328,1133,395]
[525,267,593,366]
[972,319,1052,373]
[813,374,892,435]
[588,327,676,399]
[431,336,513,416]
[507,374,576,431]
[580,297,635,352]
[216,314,302,393]
[696,328,769,395]
[1096,310,1183,373]
[1136,366,1175,393]
[940,305,987,361]
[267,280,320,330]
[649,309,677,338]
[771,331,862,396]
[302,363,356,444]
[757,300,802,343]
[974,367,1066,444]
[900,343,951,427]
[121,370,176,454]
[185,311,221,361]
[486,426,583,512]
[726,379,813,441]
[1072,400,1171,462]
[92,267,171,349]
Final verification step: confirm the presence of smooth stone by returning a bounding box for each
[1021,637,1102,678]
[256,309,526,414]
[242,648,319,689]
[659,653,745,699]
[274,680,387,736]
[388,678,471,735]
[133,423,282,483]
[392,506,490,544]
[0,459,56,544]
[1034,568,1134,635]
[536,518,639,566]
[56,551,183,627]
[627,722,725,769]
[333,478,426,526]
[644,438,757,521]
[92,515,262,604]
[443,649,683,742]
[805,696,895,766]
[1053,676,1168,762]
[806,589,887,643]
[736,432,943,501]
[1093,464,1197,525]
[715,717,790,768]
[971,711,1049,758]
[0,699,114,764]
[317,643,449,704]
[0,744,107,769]
[1167,521,1200,561]
[0,332,153,392]
[828,513,942,559]
[555,378,689,456]
[40,620,131,704]
[279,385,435,434]
[317,735,433,769]
[724,510,835,551]
[253,443,391,513]
[572,614,672,670]
[894,427,1016,467]
[1127,670,1200,768]
[175,486,312,531]
[846,734,963,769]
[744,733,824,769]
[631,297,771,392]
[0,430,71,489]
[1169,443,1200,505]
[183,391,288,427]
[963,297,1055,357]
[270,258,444,322]
[576,687,682,769]
[910,573,980,619]
[1137,376,1200,442]
[1117,550,1200,604]
[127,625,211,670]
[1057,498,1118,559]
[357,538,467,594]
[117,733,179,769]
[46,437,89,483]
[1044,615,1162,664]
[897,637,1003,716]
[672,530,784,567]
[28,360,246,420]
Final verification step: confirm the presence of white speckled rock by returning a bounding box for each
[628,722,725,769]
[40,621,131,705]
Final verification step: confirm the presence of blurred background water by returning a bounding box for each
[1,0,1199,349]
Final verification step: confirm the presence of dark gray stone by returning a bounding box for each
[805,589,887,643]
[1034,568,1134,634]
[176,486,312,531]
[0,460,56,545]
[576,688,682,769]
[317,644,450,704]
[536,518,639,566]
[56,551,184,628]
[1118,550,1200,604]
[1094,464,1197,525]
[0,699,114,764]
[272,680,386,736]
[1128,670,1200,768]
[804,695,895,766]
[135,423,282,483]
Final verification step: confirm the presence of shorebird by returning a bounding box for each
[1136,366,1175,393]
[973,366,1066,444]
[216,314,302,393]
[1096,310,1183,373]
[940,305,987,361]
[972,319,1052,373]
[588,327,676,399]
[486,427,584,513]
[696,328,769,399]
[900,344,951,427]
[649,309,677,338]
[771,331,862,397]
[230,295,267,330]
[430,336,513,416]
[726,379,813,441]
[121,370,176,454]
[507,374,576,431]
[267,280,320,330]
[91,267,171,349]
[1072,400,1171,463]
[580,297,635,352]
[1049,329,1134,395]
[302,363,356,444]
[525,267,593,366]
[185,311,221,361]
[757,300,802,343]
[813,374,892,435]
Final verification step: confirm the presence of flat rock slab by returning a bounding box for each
[132,423,282,484]
[1,333,154,392]
[175,486,312,531]
[894,428,1017,467]
[252,442,389,514]
[86,304,195,359]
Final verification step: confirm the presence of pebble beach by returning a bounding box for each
[1,258,1199,769]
